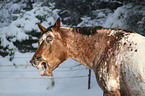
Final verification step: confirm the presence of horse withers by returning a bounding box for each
[30,18,145,96]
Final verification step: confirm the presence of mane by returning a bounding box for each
[72,26,103,35]
[72,26,134,36]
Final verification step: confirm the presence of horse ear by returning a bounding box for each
[54,18,60,31]
[38,23,46,34]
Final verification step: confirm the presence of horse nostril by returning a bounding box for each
[36,56,42,60]
[30,59,37,67]
[29,56,41,67]
[30,60,32,63]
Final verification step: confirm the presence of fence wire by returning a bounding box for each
[0,75,88,80]
[0,62,90,80]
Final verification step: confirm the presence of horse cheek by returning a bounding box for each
[53,42,68,63]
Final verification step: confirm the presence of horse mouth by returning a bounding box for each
[37,62,51,76]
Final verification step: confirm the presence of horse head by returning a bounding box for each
[30,18,68,76]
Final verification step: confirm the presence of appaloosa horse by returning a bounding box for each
[30,18,145,96]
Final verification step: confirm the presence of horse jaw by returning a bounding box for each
[37,62,51,76]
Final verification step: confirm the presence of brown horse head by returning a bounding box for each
[30,18,68,76]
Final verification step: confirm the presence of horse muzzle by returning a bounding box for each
[30,56,42,67]
[30,58,51,76]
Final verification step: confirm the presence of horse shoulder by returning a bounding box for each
[93,32,145,95]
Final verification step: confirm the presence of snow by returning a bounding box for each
[0,0,27,27]
[0,1,144,96]
[0,2,103,96]
[103,3,145,34]
[78,9,112,27]
[0,54,103,96]
[0,2,59,56]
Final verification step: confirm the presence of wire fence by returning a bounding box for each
[0,63,90,79]
[0,63,82,67]
[0,57,93,89]
[0,75,88,80]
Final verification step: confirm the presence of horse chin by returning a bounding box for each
[37,62,51,76]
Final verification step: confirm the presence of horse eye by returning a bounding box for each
[46,36,53,43]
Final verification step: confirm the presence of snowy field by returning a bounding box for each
[0,53,102,96]
[0,0,144,96]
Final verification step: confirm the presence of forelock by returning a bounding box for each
[39,33,47,45]
[44,26,54,33]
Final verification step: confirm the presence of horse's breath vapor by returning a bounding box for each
[30,18,145,96]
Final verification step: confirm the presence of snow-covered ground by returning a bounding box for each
[0,1,144,96]
[0,54,102,96]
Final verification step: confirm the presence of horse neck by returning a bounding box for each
[60,27,110,69]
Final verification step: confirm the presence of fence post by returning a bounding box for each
[88,69,91,89]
